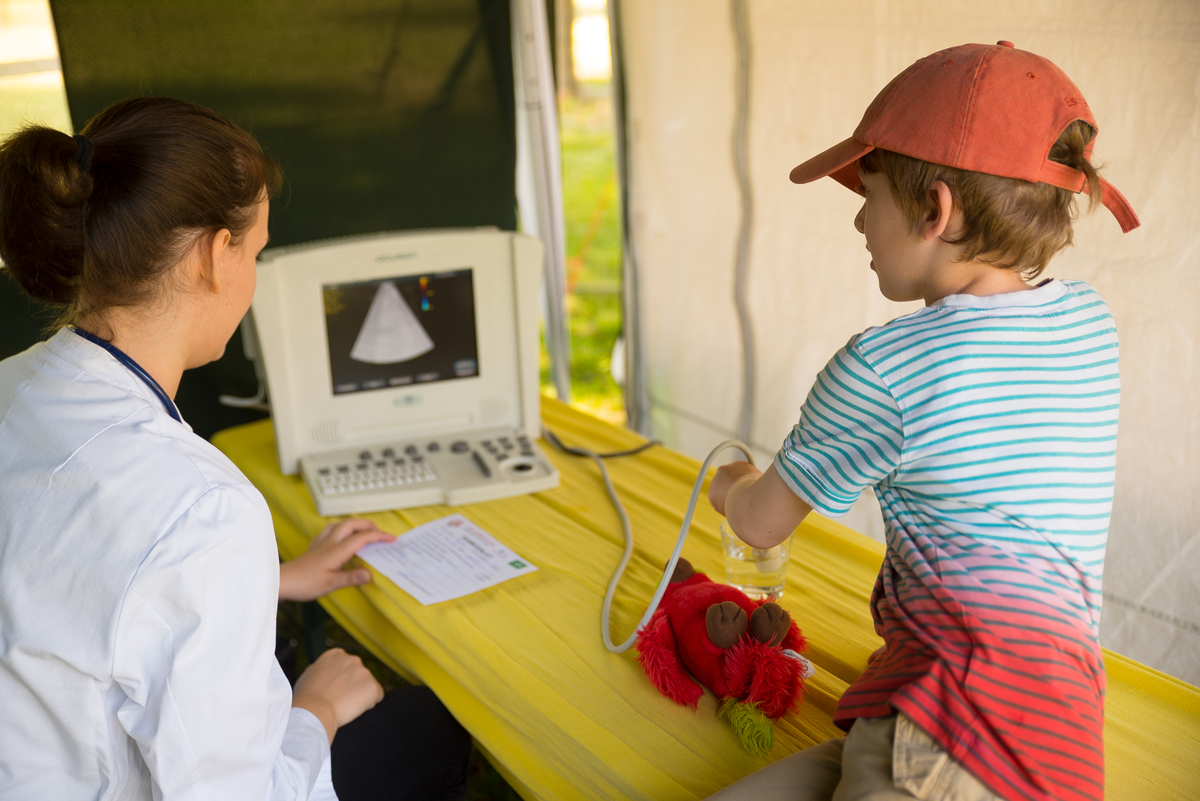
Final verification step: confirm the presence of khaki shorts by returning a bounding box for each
[707,714,1001,801]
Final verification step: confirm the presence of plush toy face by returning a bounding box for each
[636,558,808,722]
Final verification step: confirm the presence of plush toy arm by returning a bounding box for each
[636,610,704,709]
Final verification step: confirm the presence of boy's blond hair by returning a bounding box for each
[858,120,1102,279]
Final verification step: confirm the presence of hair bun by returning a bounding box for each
[0,127,93,305]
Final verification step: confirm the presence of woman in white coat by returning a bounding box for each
[0,97,470,800]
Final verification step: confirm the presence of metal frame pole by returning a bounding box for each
[606,0,648,433]
[512,0,572,402]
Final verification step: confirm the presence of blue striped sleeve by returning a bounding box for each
[775,342,902,517]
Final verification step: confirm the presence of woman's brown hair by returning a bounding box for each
[858,120,1101,279]
[0,97,281,326]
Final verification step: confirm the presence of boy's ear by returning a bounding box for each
[923,180,956,242]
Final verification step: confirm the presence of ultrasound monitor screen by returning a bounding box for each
[322,269,479,395]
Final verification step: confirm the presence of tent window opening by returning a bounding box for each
[546,0,626,426]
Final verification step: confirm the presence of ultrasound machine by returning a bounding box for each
[247,229,559,516]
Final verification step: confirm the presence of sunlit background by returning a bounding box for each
[0,0,71,136]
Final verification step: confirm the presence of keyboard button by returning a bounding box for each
[382,447,395,458]
[318,467,331,475]
[412,455,424,462]
[405,445,419,455]
[451,441,469,453]
[337,465,350,473]
[427,442,441,452]
[357,463,369,470]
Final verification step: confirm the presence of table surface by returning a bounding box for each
[213,398,1200,801]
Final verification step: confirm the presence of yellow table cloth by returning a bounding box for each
[213,398,1200,801]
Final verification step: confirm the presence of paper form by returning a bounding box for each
[357,513,538,605]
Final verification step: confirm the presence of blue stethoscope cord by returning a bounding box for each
[70,326,183,424]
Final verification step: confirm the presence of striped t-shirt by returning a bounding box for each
[775,279,1117,801]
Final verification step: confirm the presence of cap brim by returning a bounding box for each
[790,138,874,191]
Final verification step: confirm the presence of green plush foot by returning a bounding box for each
[718,697,772,757]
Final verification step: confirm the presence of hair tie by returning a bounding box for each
[72,134,94,172]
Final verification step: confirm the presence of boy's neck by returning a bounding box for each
[922,261,1033,306]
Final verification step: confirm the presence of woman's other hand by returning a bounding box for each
[278,519,395,602]
[291,648,384,744]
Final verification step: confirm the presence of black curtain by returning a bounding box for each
[1,0,517,439]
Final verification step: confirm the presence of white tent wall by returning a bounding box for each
[617,0,1200,684]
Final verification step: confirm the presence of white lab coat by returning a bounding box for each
[0,329,333,800]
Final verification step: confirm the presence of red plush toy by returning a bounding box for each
[636,558,812,756]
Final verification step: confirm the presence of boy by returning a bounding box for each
[707,42,1138,801]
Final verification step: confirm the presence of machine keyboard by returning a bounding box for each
[316,459,438,494]
[300,428,558,514]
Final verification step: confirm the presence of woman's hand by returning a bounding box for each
[278,519,395,602]
[292,647,384,744]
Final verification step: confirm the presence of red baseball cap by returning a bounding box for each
[790,41,1139,233]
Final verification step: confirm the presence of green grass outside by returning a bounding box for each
[543,83,626,424]
[0,74,73,139]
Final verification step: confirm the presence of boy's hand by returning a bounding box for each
[714,463,814,549]
[278,519,396,602]
[708,461,763,516]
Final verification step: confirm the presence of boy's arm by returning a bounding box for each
[709,462,811,549]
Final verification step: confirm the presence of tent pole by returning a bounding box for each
[512,0,572,403]
[607,0,649,434]
[730,0,755,446]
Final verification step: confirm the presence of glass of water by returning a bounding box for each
[720,519,793,601]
